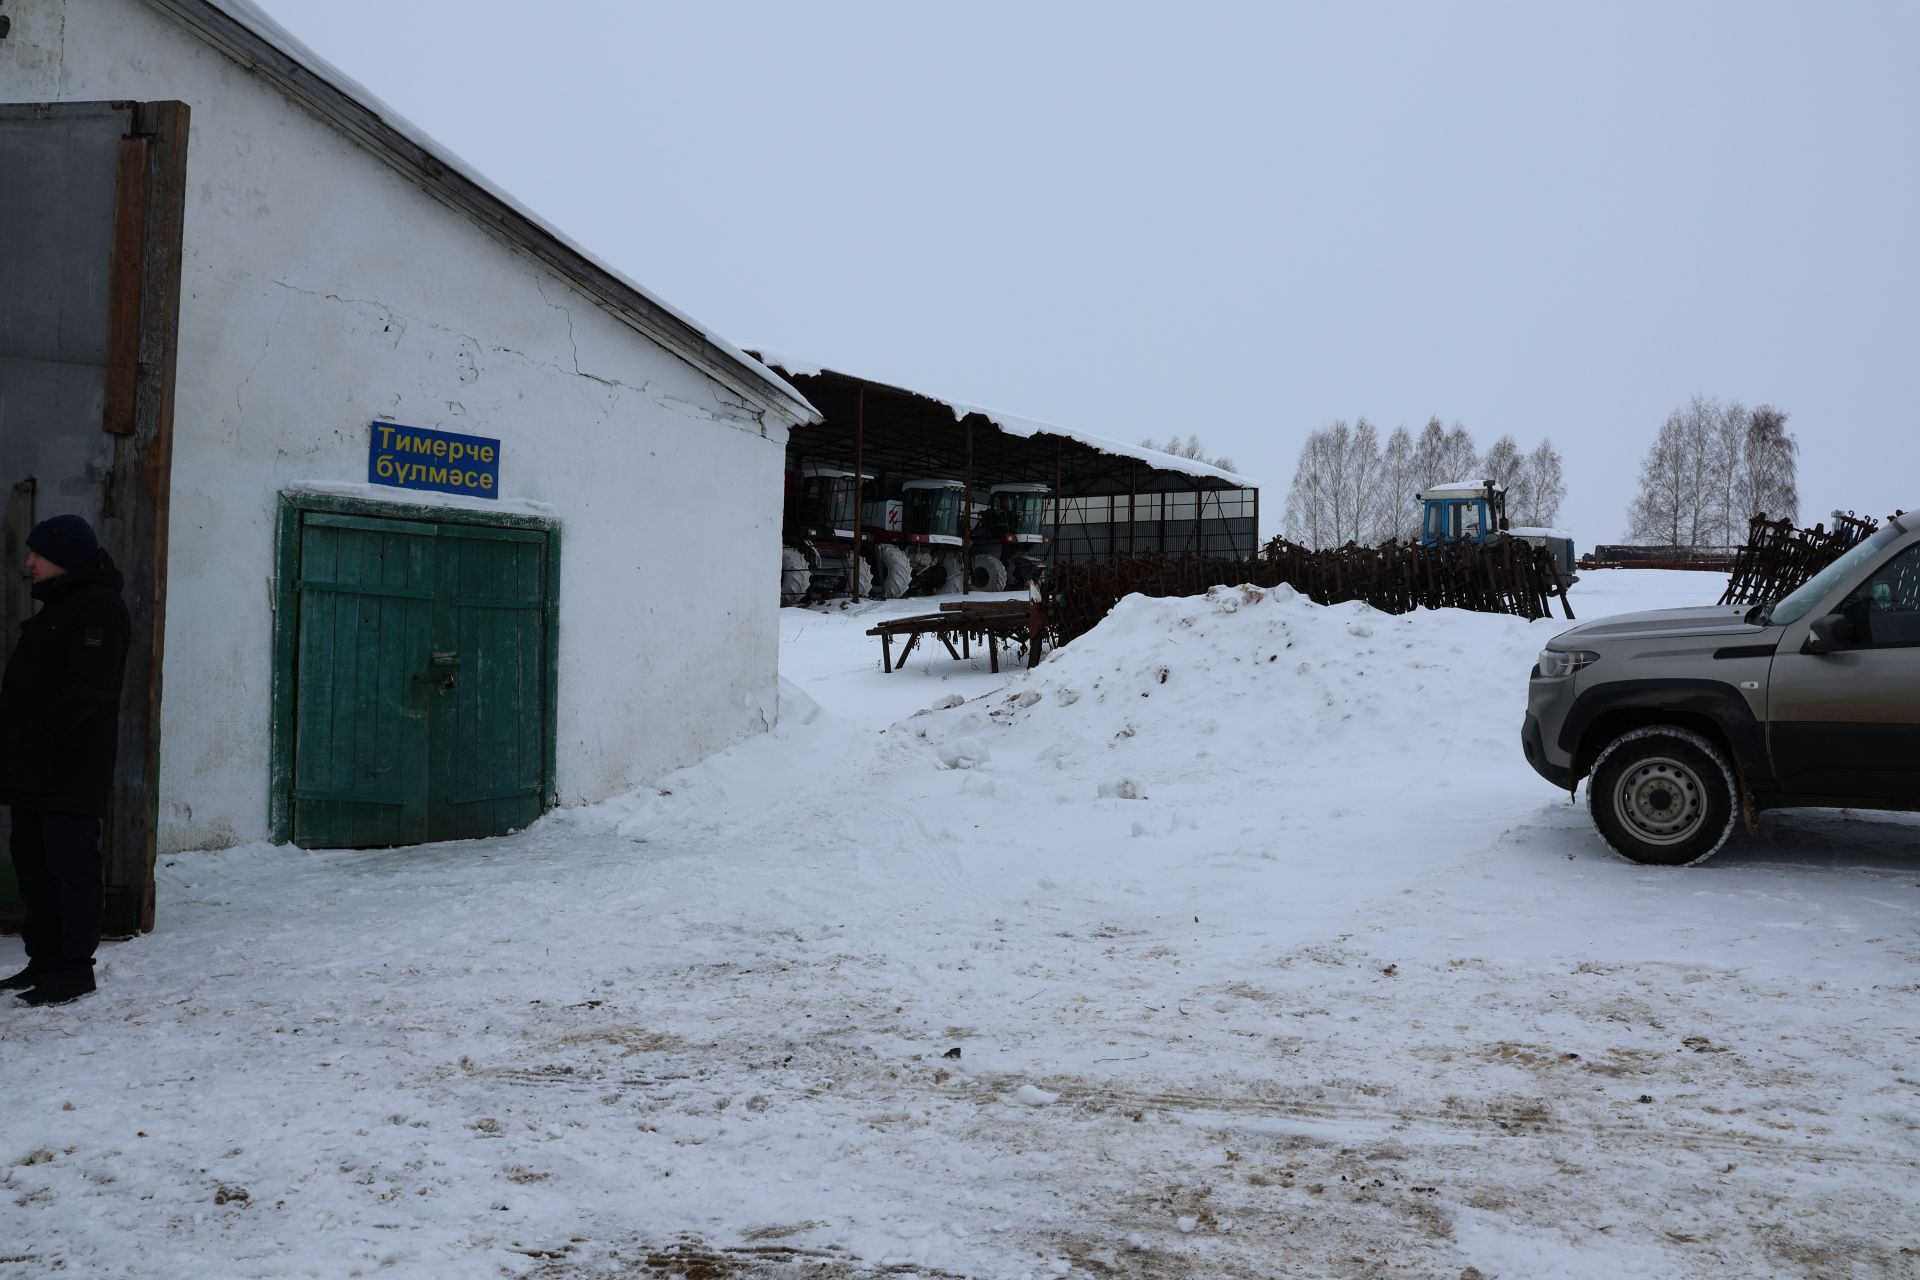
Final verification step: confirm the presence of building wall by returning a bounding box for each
[2,0,796,852]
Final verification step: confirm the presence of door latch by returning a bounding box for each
[431,651,460,693]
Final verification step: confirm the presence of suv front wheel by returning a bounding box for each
[1587,727,1739,867]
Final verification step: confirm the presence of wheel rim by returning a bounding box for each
[1613,755,1706,846]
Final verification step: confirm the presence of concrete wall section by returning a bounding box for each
[2,0,792,852]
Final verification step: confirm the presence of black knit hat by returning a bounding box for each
[26,514,100,571]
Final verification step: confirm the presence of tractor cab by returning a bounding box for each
[789,464,868,540]
[984,483,1052,546]
[897,479,966,546]
[1417,481,1506,547]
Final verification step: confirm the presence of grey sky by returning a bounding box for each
[258,0,1918,544]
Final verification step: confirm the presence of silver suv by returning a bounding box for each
[1524,510,1920,865]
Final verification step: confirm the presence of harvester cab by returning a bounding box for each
[897,479,966,546]
[859,478,968,596]
[781,465,873,604]
[971,483,1052,591]
[791,465,865,540]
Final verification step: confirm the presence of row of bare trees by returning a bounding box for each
[1624,398,1799,548]
[1139,433,1238,474]
[1281,417,1566,549]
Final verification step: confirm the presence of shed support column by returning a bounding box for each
[1052,440,1063,577]
[851,386,864,602]
[1128,463,1137,554]
[1252,486,1261,558]
[962,419,973,595]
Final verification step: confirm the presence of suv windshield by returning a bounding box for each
[1769,523,1906,626]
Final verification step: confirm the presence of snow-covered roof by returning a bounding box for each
[1418,481,1499,499]
[148,0,819,428]
[753,349,1258,489]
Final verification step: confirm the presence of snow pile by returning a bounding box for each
[912,583,1550,795]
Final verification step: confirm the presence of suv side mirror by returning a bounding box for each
[1803,613,1855,655]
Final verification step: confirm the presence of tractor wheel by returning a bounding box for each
[780,547,811,606]
[853,553,873,599]
[972,551,1009,592]
[875,544,911,599]
[1013,555,1048,588]
[1587,727,1739,867]
[944,549,969,595]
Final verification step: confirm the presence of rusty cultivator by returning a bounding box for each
[1719,512,1882,607]
[1047,536,1574,648]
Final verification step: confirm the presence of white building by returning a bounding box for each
[0,0,819,931]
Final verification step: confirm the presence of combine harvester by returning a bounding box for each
[783,471,1061,604]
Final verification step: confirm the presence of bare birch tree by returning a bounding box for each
[1441,425,1480,485]
[1481,435,1525,494]
[1283,420,1388,547]
[1739,405,1799,529]
[1626,409,1693,545]
[1510,440,1566,527]
[1379,426,1418,541]
[1412,418,1450,488]
[1709,400,1748,548]
[1343,419,1386,545]
[1626,396,1768,547]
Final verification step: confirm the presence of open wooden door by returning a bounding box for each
[0,101,189,936]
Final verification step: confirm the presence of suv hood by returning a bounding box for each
[1551,604,1768,646]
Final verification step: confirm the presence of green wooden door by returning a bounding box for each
[429,526,550,840]
[288,510,551,849]
[292,514,437,848]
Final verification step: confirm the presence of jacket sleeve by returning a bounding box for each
[46,596,132,742]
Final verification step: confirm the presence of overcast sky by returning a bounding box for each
[259,0,1918,544]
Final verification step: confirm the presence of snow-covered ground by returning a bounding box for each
[6,570,1918,1279]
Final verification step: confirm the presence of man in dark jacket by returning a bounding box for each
[0,515,132,1007]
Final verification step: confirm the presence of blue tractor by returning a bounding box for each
[1418,480,1505,546]
[1418,480,1577,580]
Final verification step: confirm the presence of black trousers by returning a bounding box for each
[9,806,103,980]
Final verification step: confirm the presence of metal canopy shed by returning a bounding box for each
[757,358,1260,583]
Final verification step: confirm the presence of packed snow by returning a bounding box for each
[5,570,1918,1279]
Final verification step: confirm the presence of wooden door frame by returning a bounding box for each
[0,101,190,936]
[269,490,562,847]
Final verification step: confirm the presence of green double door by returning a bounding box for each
[289,511,552,849]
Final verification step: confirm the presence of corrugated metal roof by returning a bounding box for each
[754,350,1258,489]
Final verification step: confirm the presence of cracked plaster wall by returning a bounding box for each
[4,0,797,853]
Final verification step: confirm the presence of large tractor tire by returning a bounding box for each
[875,544,912,599]
[939,549,967,595]
[1587,727,1739,867]
[853,553,873,599]
[972,550,1009,592]
[780,547,811,606]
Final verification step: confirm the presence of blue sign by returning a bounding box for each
[368,421,500,498]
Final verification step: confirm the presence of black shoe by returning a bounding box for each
[17,973,95,1006]
[0,966,45,992]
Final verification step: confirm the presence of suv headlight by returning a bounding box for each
[1536,648,1600,678]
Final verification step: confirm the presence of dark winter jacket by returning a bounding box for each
[0,552,132,815]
